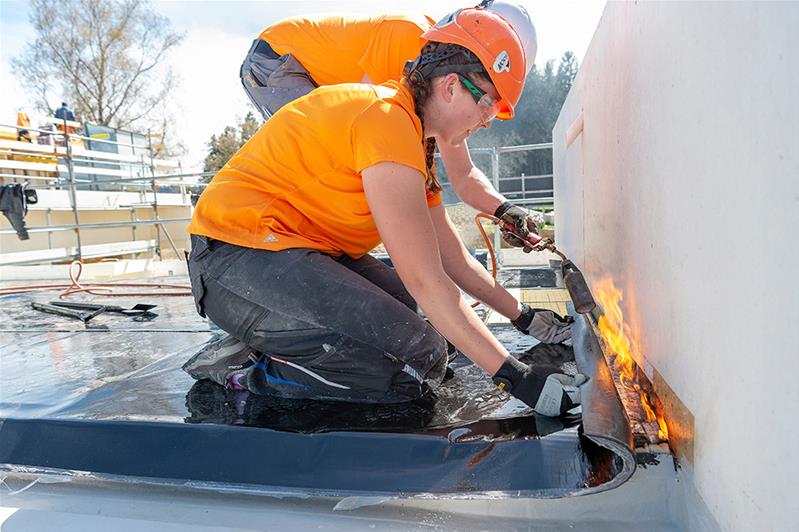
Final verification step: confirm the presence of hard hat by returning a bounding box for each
[421,8,526,120]
[481,1,537,74]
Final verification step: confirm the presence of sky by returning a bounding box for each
[0,0,606,170]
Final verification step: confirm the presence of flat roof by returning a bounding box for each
[0,274,631,498]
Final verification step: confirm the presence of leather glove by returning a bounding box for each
[494,201,544,252]
[511,303,573,344]
[492,356,587,416]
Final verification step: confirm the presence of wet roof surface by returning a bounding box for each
[0,273,621,496]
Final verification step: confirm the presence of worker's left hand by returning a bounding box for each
[494,201,544,253]
[511,303,573,344]
[492,355,587,416]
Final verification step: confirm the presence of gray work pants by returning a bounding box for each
[239,39,318,119]
[187,235,448,403]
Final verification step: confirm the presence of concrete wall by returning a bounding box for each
[553,2,798,531]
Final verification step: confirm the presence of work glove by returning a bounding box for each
[511,303,573,344]
[492,356,587,416]
[494,201,544,252]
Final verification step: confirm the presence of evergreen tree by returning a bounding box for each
[239,112,260,144]
[465,52,580,180]
[202,112,262,176]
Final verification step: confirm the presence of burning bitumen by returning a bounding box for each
[590,278,670,453]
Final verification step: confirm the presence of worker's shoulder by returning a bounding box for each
[371,13,434,30]
[368,81,415,112]
[351,82,421,135]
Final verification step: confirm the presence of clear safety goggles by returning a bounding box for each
[457,74,501,123]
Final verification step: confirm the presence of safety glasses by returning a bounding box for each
[458,74,501,123]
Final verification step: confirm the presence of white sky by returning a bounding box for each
[0,0,606,170]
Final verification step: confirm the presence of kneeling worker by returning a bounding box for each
[186,9,585,416]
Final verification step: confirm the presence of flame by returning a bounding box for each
[594,278,668,440]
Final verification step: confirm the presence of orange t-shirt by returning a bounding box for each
[189,81,441,258]
[259,14,433,86]
[16,113,30,127]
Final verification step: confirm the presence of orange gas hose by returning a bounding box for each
[2,216,510,301]
[0,260,191,298]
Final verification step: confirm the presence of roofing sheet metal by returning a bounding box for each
[0,283,634,498]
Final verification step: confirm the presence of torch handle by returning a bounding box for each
[499,221,544,245]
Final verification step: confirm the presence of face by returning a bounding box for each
[434,73,501,145]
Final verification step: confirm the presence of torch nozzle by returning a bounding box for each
[494,217,596,314]
[475,213,598,315]
[561,260,596,314]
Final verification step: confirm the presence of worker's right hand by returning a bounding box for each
[492,355,587,416]
[494,201,543,253]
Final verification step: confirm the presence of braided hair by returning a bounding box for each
[406,42,493,193]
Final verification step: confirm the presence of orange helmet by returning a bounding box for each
[420,8,526,120]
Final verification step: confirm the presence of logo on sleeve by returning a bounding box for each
[493,51,511,73]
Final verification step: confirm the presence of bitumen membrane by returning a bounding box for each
[0,271,636,498]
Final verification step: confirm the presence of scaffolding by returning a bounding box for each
[0,119,210,266]
[2,119,554,267]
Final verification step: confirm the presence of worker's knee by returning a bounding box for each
[393,324,448,396]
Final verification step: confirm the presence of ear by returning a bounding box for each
[440,73,459,104]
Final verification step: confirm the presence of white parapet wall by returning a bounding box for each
[553,2,798,531]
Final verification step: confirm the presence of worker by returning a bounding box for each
[54,102,76,136]
[16,110,31,142]
[240,1,545,251]
[186,8,585,416]
[54,102,75,122]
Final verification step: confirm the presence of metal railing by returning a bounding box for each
[1,121,210,265]
[2,120,554,266]
[437,142,554,255]
[437,142,554,206]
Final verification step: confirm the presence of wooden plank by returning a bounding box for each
[0,139,151,165]
[0,158,139,178]
[0,240,157,266]
[0,159,59,172]
[0,139,59,155]
[42,116,83,128]
[653,369,694,466]
[0,173,57,181]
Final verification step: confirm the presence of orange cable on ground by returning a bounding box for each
[2,216,511,301]
[0,261,191,298]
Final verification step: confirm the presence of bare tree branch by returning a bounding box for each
[13,0,183,144]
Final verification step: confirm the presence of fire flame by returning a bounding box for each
[594,278,668,440]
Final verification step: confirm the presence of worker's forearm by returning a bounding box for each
[444,251,522,321]
[452,170,506,215]
[406,274,509,375]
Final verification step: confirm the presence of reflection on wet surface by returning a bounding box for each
[0,290,577,435]
[0,282,633,496]
[184,348,582,437]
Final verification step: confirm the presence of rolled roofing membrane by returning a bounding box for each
[0,293,634,498]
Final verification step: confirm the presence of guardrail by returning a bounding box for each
[1,120,209,265]
[437,142,554,254]
[437,142,553,205]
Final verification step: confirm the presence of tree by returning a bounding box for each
[556,52,579,100]
[239,111,260,143]
[203,112,261,176]
[465,52,580,179]
[12,0,183,153]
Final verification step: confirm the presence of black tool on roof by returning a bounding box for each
[31,302,107,323]
[48,301,158,321]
